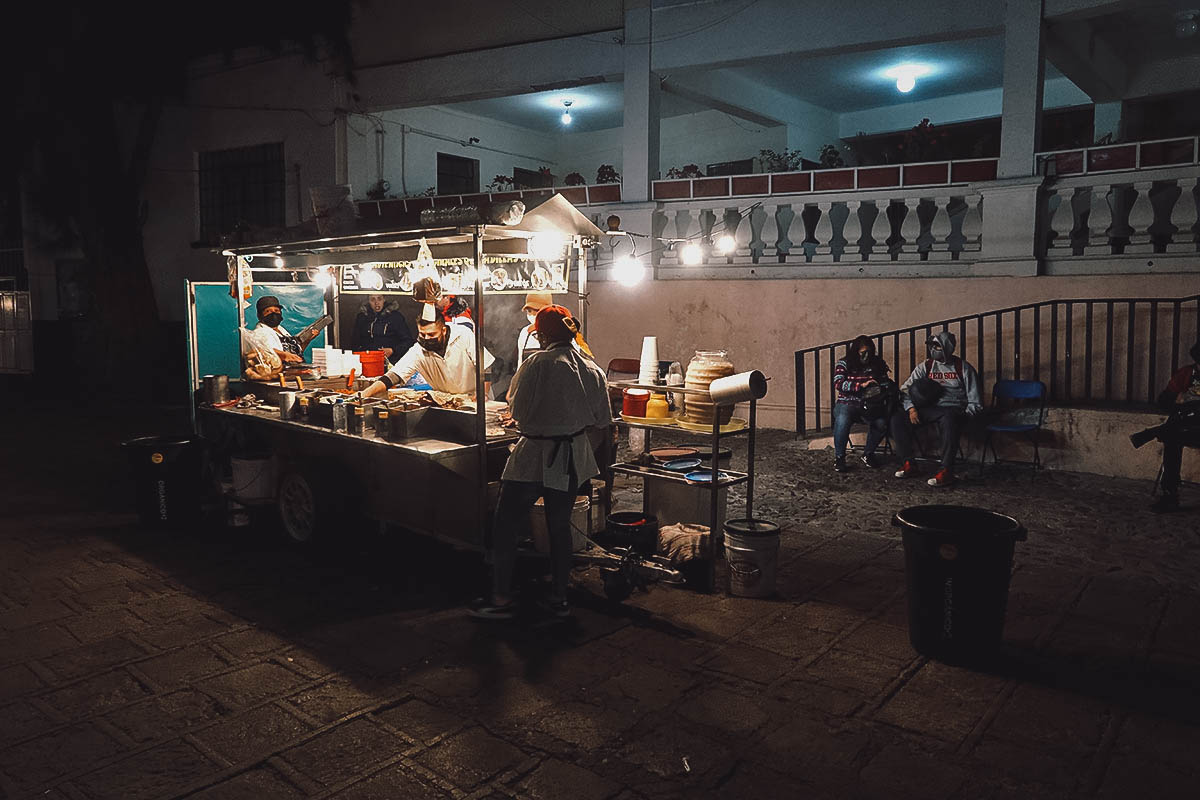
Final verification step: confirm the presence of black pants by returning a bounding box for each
[491,479,576,601]
[1161,428,1200,495]
[891,406,964,468]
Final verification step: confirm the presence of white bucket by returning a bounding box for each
[724,519,781,598]
[230,456,275,503]
[530,496,590,553]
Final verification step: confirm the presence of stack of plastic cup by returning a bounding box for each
[638,336,659,385]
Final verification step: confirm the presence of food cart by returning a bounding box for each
[186,196,686,596]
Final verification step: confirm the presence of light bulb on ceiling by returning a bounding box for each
[679,242,703,265]
[358,267,382,291]
[561,99,574,126]
[715,235,736,255]
[883,63,931,95]
[273,256,285,268]
[896,74,916,93]
[612,255,645,286]
[1175,10,1199,38]
[312,268,333,290]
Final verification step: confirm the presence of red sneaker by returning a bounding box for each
[927,468,956,487]
[893,460,916,479]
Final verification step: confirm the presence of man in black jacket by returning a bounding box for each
[350,294,414,360]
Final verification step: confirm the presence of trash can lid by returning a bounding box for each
[893,505,1025,540]
[724,518,781,536]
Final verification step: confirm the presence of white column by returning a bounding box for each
[622,0,660,204]
[998,0,1046,179]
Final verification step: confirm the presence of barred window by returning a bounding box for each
[197,142,285,244]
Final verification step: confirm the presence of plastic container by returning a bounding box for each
[724,519,781,598]
[645,393,670,418]
[622,388,650,416]
[603,511,659,556]
[354,350,387,378]
[893,505,1027,663]
[230,455,275,503]
[121,437,202,528]
[529,496,590,553]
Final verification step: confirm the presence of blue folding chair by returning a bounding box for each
[979,380,1047,476]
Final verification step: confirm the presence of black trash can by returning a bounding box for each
[603,512,659,556]
[893,505,1026,663]
[121,436,202,528]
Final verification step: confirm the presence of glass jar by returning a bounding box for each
[683,349,736,425]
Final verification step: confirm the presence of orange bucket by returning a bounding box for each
[354,350,387,377]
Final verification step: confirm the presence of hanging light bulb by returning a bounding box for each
[312,266,333,290]
[715,235,736,255]
[680,241,703,265]
[612,255,645,286]
[273,256,285,268]
[561,99,573,126]
[358,266,382,291]
[883,64,931,95]
[895,74,916,93]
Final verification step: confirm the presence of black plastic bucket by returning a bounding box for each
[893,505,1026,663]
[604,511,659,556]
[121,436,202,528]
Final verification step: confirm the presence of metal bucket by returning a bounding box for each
[724,519,781,598]
[203,374,230,404]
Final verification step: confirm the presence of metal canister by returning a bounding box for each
[203,374,230,404]
[348,406,365,435]
[278,391,298,420]
[297,396,310,420]
[332,402,348,432]
[374,409,390,439]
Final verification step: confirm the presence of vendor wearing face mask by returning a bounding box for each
[360,303,495,399]
[242,295,304,364]
[515,291,554,367]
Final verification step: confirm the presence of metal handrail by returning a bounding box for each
[794,294,1200,435]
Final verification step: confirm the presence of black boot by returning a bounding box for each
[834,455,848,473]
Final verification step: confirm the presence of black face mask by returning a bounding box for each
[261,312,283,328]
[419,334,448,357]
[857,350,872,367]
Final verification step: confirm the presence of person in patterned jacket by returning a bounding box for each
[831,335,893,472]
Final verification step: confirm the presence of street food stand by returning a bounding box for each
[187,196,608,551]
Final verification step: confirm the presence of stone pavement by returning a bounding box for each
[2,410,1200,799]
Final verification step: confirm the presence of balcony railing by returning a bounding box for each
[651,158,998,202]
[1040,165,1200,259]
[1035,136,1200,177]
[794,294,1200,435]
[355,182,622,222]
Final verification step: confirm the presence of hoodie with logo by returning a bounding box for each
[899,330,982,414]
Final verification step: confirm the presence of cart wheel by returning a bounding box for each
[602,569,633,602]
[277,470,321,544]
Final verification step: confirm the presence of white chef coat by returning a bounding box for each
[242,322,291,356]
[502,341,611,491]
[384,324,495,395]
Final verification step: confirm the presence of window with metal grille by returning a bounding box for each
[436,152,479,195]
[197,142,285,244]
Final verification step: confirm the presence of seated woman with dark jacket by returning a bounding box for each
[351,295,414,360]
[831,335,895,472]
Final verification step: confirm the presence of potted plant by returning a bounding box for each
[665,164,704,179]
[564,172,586,186]
[817,144,846,169]
[595,164,621,184]
[486,175,515,192]
[757,148,803,173]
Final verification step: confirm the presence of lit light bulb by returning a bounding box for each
[896,75,916,93]
[312,269,333,290]
[884,63,930,95]
[612,256,645,286]
[529,232,567,260]
[358,267,382,291]
[679,242,703,265]
[715,235,736,255]
[273,256,285,268]
[561,110,572,125]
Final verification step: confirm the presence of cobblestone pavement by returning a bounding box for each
[2,411,1199,799]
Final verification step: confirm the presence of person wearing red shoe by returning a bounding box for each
[890,331,982,487]
[1147,340,1200,513]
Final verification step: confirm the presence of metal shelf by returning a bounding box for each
[611,380,715,397]
[613,417,750,436]
[609,462,748,489]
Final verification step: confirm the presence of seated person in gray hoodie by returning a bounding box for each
[890,331,982,487]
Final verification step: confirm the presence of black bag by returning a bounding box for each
[907,377,943,409]
[861,378,899,419]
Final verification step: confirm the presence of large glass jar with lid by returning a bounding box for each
[683,349,736,425]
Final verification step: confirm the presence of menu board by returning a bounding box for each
[339,254,568,295]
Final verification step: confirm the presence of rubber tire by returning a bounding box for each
[277,469,330,545]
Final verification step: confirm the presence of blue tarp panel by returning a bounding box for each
[191,283,327,382]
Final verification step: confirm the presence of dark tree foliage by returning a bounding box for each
[4,1,355,395]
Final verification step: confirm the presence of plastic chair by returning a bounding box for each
[606,358,641,415]
[979,380,1047,476]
